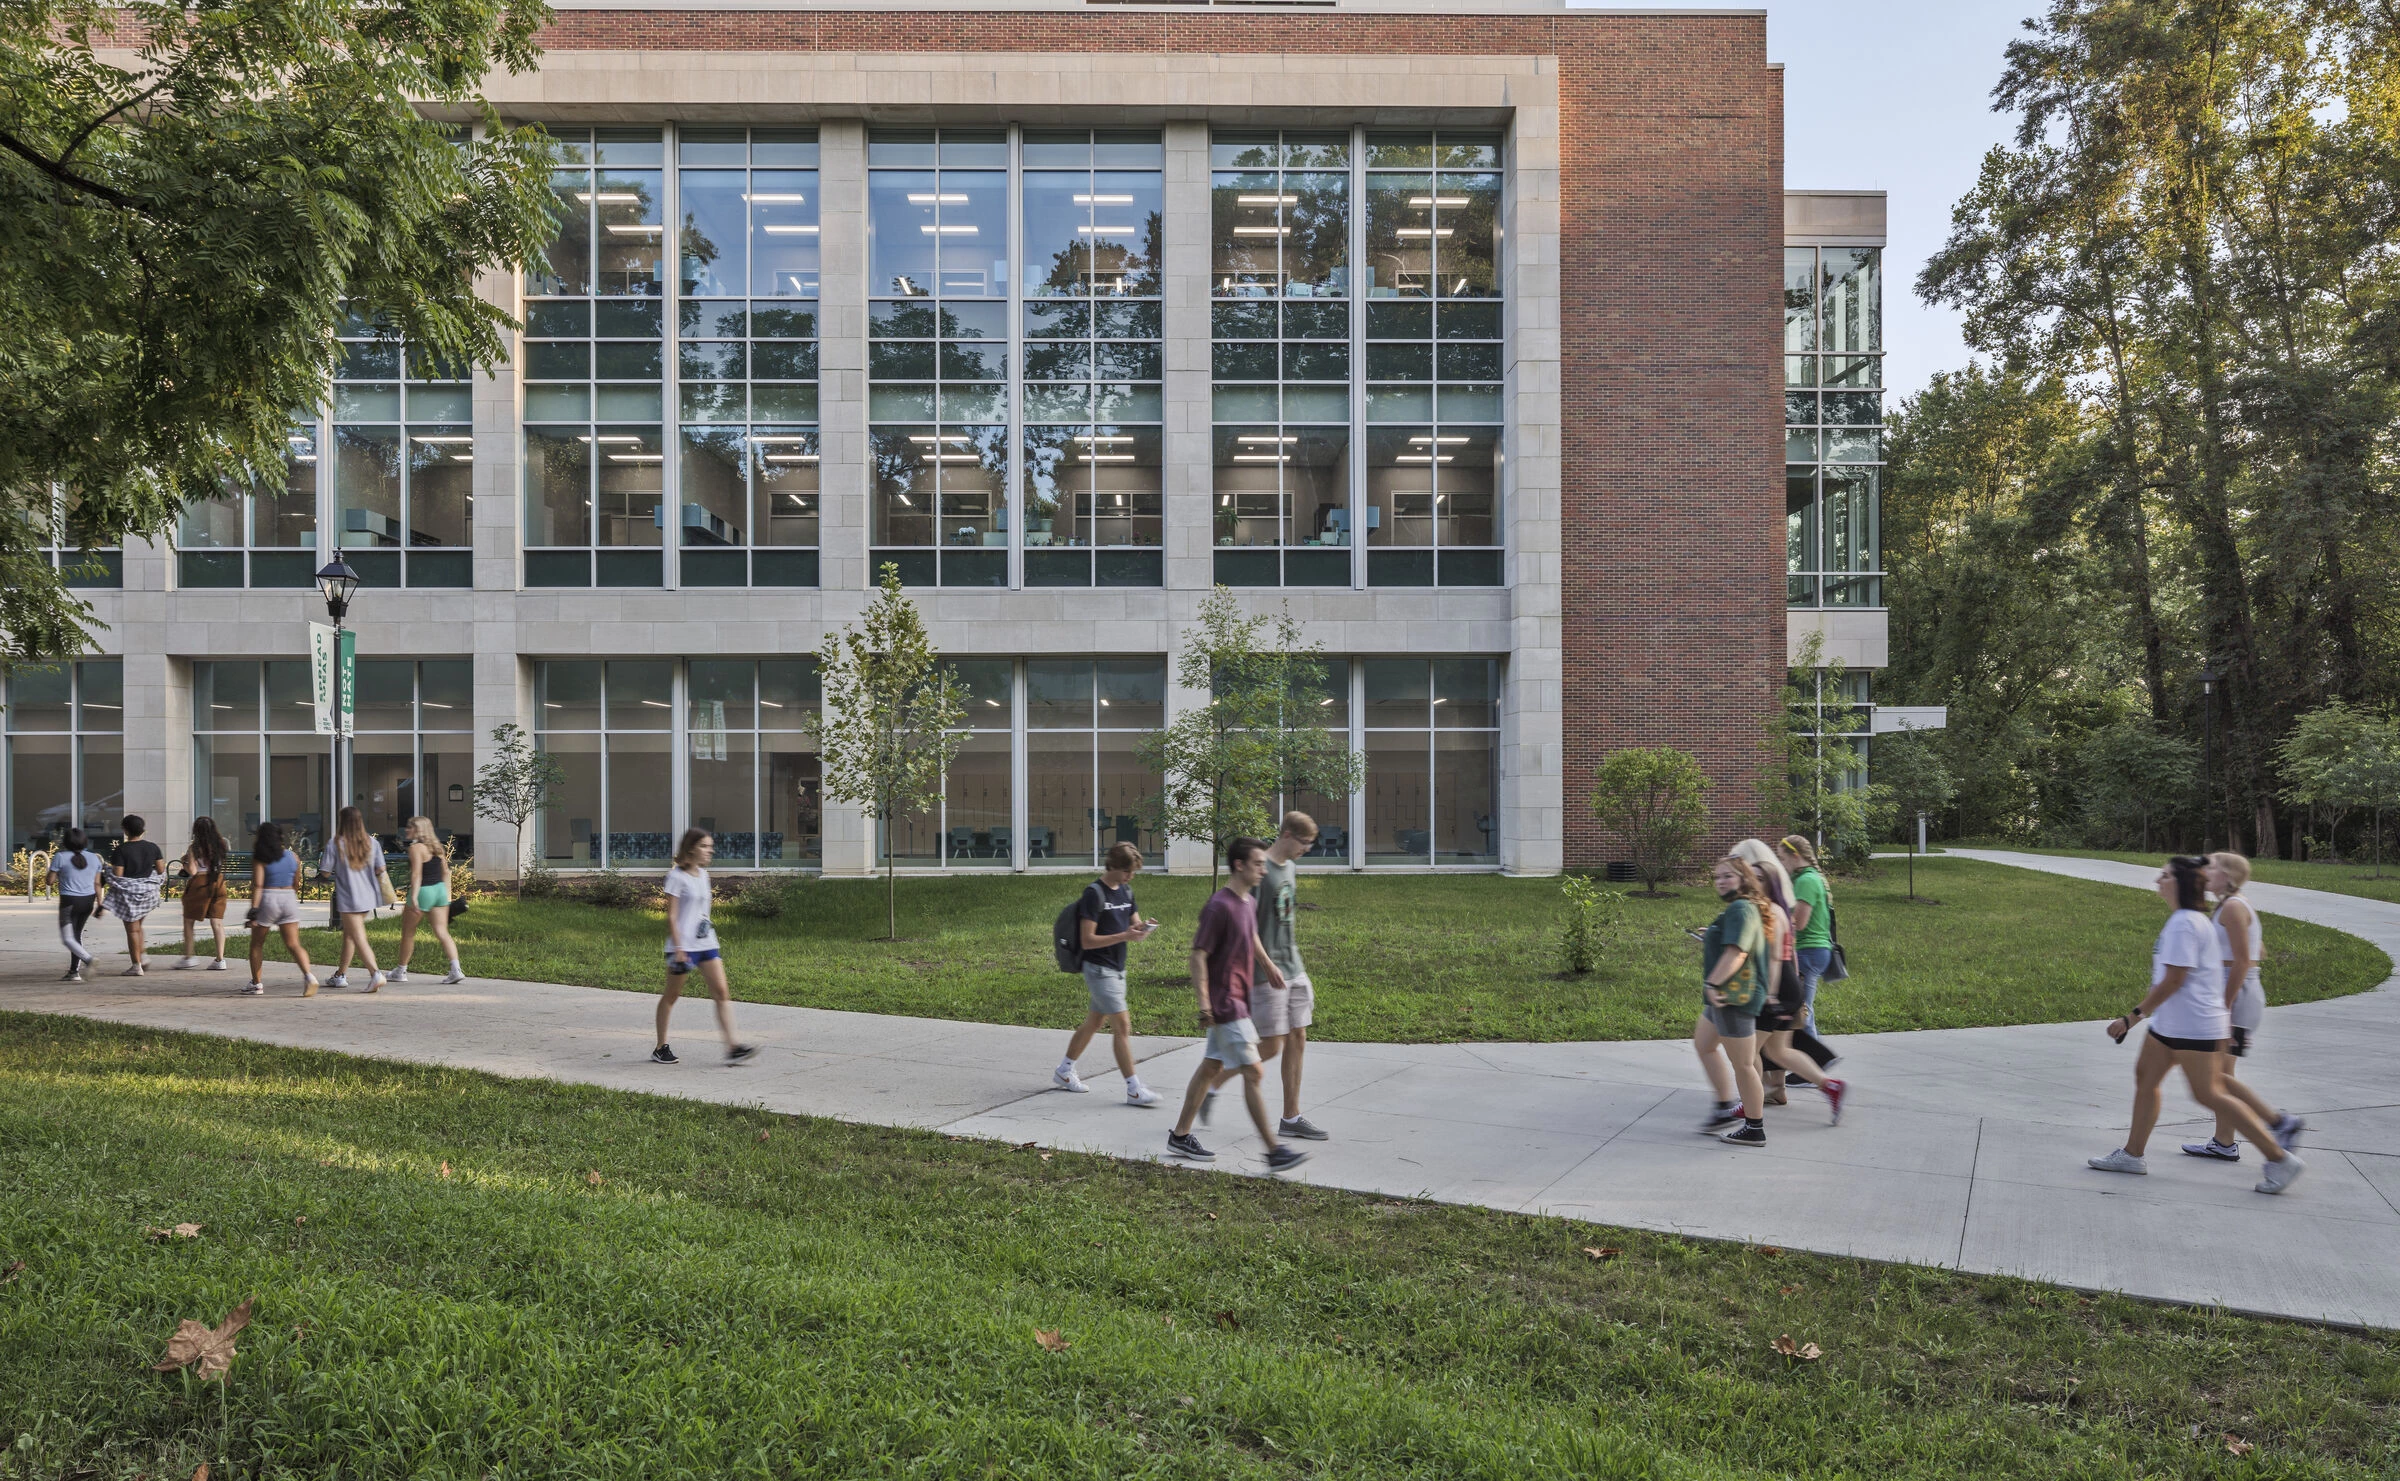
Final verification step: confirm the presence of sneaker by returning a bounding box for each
[327,972,348,990]
[1199,1088,1220,1125]
[301,980,320,998]
[1821,1079,1847,1127]
[649,1044,679,1065]
[359,972,384,993]
[2272,1114,2306,1152]
[1698,1102,1743,1133]
[1166,1131,1215,1161]
[207,958,229,972]
[2181,1138,2242,1162]
[121,963,146,976]
[1264,1144,1310,1173]
[1720,1121,1767,1148]
[725,1044,758,1065]
[1052,1066,1090,1094]
[239,981,264,995]
[1125,1084,1161,1108]
[2255,1153,2306,1195]
[1279,1116,1329,1141]
[440,964,466,985]
[2087,1147,2148,1175]
[386,968,409,985]
[173,956,196,971]
[65,969,83,984]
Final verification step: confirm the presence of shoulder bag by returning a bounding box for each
[1822,898,1849,982]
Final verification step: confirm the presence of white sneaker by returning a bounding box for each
[207,958,229,971]
[2256,1152,2306,1195]
[240,981,264,995]
[122,963,145,977]
[440,964,465,985]
[386,968,409,984]
[2087,1147,2148,1175]
[1053,1066,1089,1093]
[66,969,83,983]
[327,972,348,989]
[1125,1084,1161,1107]
[360,972,384,993]
[173,956,195,970]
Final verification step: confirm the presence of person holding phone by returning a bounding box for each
[651,828,755,1066]
[1052,841,1161,1106]
[2088,855,2303,1193]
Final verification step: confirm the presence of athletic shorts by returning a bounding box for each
[413,882,450,912]
[247,888,303,929]
[1202,1016,1262,1068]
[666,948,723,967]
[2149,1029,2225,1054]
[2228,1025,2253,1059]
[1083,962,1128,1016]
[1704,1003,1758,1039]
[1249,975,1313,1037]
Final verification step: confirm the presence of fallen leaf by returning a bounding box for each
[1204,1212,1217,1222]
[586,1169,604,1187]
[1581,1246,1621,1261]
[439,1161,451,1180]
[1162,1315,1175,1329]
[1769,1334,1822,1361]
[1039,1152,1053,1163]
[1,1259,22,1283]
[1176,1395,1195,1408]
[292,1215,305,1227]
[192,1466,209,1481]
[1780,1284,1801,1296]
[2224,1436,2254,1457]
[154,1297,255,1381]
[1214,1310,1240,1330]
[1018,1140,1039,1151]
[1034,1328,1069,1352]
[1755,1245,1784,1257]
[144,1224,203,1241]
[757,1130,771,1143]
[317,1157,335,1166]
[1798,1341,1822,1360]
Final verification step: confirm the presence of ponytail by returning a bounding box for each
[62,827,88,870]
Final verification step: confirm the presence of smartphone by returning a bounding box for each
[667,958,691,977]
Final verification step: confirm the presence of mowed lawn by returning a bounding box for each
[1969,844,2400,906]
[3,1015,2395,1480]
[250,858,2392,1043]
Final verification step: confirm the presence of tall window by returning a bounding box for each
[1026,659,1166,867]
[1362,658,1499,866]
[27,488,122,591]
[1362,131,1503,588]
[687,659,823,869]
[347,660,476,849]
[1021,130,1164,588]
[677,127,822,588]
[1786,246,1882,608]
[5,660,122,852]
[525,127,668,588]
[888,660,1014,866]
[535,660,673,868]
[1211,129,1351,587]
[333,311,474,588]
[190,660,328,856]
[177,427,319,589]
[868,129,1009,588]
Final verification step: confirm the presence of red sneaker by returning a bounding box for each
[1823,1079,1847,1126]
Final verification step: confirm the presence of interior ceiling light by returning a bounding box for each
[576,192,643,204]
[762,224,819,235]
[1395,228,1454,239]
[1396,454,1454,463]
[1236,435,1296,444]
[1409,436,1471,445]
[1232,226,1290,236]
[744,192,806,203]
[1074,194,1135,205]
[906,193,969,204]
[607,453,664,463]
[578,435,643,444]
[605,224,664,235]
[1072,434,1133,444]
[1235,194,1298,206]
[920,224,978,235]
[1408,196,1470,207]
[1232,454,1289,463]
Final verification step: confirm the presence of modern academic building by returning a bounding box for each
[13,2,1887,879]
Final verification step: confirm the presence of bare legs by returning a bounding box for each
[658,958,739,1051]
[1175,1057,1278,1150]
[333,912,380,982]
[1761,1028,1831,1089]
[1065,1010,1138,1081]
[2213,1058,2283,1144]
[1693,1016,1765,1116]
[181,914,226,964]
[251,922,318,992]
[2121,1036,2286,1162]
[396,902,457,975]
[123,916,148,970]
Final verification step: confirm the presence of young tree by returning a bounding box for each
[0,0,557,662]
[472,723,566,884]
[1137,587,1361,885]
[2077,719,2196,853]
[810,564,965,940]
[1588,746,1710,895]
[1760,631,1886,866]
[1872,730,1957,899]
[2278,701,2375,862]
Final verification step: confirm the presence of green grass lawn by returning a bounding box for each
[1961,844,2400,906]
[3,1014,2393,1480]
[250,859,2390,1044]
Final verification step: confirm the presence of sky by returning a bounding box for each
[1763,0,2036,397]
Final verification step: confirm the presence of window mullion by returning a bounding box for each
[1349,124,1367,590]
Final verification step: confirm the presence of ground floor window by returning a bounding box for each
[5,660,124,854]
[1360,657,1500,865]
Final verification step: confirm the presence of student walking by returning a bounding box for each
[390,817,466,986]
[1732,838,1846,1122]
[1167,838,1306,1172]
[105,815,167,974]
[174,817,232,971]
[1777,835,1834,1035]
[320,806,390,993]
[652,829,756,1066]
[1693,854,1773,1146]
[243,822,321,996]
[1200,812,1329,1139]
[1052,841,1162,1106]
[2182,852,2305,1162]
[48,828,102,982]
[2088,855,2304,1194]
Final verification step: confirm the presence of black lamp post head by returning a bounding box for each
[314,558,362,620]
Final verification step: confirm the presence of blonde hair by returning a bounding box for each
[1731,837,1794,909]
[404,816,438,846]
[1718,854,1770,909]
[1279,810,1319,842]
[335,806,374,870]
[1777,834,1817,867]
[2209,851,2251,893]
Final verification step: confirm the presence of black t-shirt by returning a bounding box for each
[114,840,164,878]
[1076,879,1137,971]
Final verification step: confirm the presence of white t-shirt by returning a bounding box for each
[2216,901,2266,1032]
[2146,908,2228,1041]
[663,868,718,955]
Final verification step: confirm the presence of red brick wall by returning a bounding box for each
[532,9,1785,867]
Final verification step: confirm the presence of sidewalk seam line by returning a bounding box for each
[1515,1085,1677,1215]
[1955,1118,1982,1268]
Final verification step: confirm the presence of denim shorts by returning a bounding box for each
[1202,1016,1262,1067]
[1704,1003,1758,1038]
[1083,962,1128,1016]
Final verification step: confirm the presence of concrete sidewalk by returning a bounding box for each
[5,849,2397,1329]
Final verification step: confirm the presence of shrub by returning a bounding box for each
[1589,746,1710,894]
[737,872,791,919]
[1558,873,1625,975]
[586,869,647,910]
[519,862,560,900]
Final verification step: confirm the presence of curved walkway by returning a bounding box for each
[4,849,2396,1329]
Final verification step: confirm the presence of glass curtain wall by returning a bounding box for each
[686,659,823,868]
[1026,659,1166,867]
[5,661,123,853]
[1785,246,1883,608]
[177,427,320,589]
[1362,131,1504,588]
[27,488,122,590]
[534,660,675,868]
[1210,130,1352,587]
[345,660,476,852]
[676,127,822,588]
[525,127,669,589]
[1020,130,1164,587]
[1361,657,1500,866]
[190,660,330,859]
[867,129,1010,588]
[331,311,474,588]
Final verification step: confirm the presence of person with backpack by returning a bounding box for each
[1051,841,1162,1106]
[1777,835,1835,1036]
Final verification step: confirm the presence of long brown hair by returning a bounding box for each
[672,828,712,869]
[188,816,227,874]
[1721,854,1770,909]
[336,805,373,870]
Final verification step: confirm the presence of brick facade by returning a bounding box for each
[529,7,1785,868]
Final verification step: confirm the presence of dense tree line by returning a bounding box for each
[1889,0,2400,858]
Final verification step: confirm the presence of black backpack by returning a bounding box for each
[1053,892,1088,973]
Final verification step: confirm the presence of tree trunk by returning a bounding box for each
[886,853,897,941]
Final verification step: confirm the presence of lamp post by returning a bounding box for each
[2198,666,2217,854]
[315,558,361,812]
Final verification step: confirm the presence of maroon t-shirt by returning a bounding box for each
[1191,886,1258,1023]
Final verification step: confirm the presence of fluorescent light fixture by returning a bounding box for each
[1100,696,1112,705]
[578,435,642,444]
[1083,227,1138,236]
[1408,196,1471,207]
[1452,277,1469,294]
[926,453,978,463]
[544,702,563,708]
[919,224,978,235]
[1073,434,1132,444]
[423,701,454,710]
[211,703,234,710]
[906,193,969,204]
[1396,454,1454,463]
[1395,228,1454,239]
[893,276,921,295]
[1112,493,1125,506]
[83,702,120,709]
[1235,194,1298,206]
[606,453,664,463]
[1409,436,1472,445]
[744,192,806,203]
[761,224,819,235]
[412,435,474,444]
[1232,454,1289,463]
[605,224,664,235]
[909,435,970,445]
[1319,698,1335,706]
[1079,454,1135,462]
[764,454,819,464]
[293,455,319,462]
[1074,194,1135,204]
[894,493,912,506]
[1218,495,1231,506]
[986,699,1002,708]
[749,435,813,445]
[760,699,784,708]
[576,192,643,204]
[1232,226,1289,236]
[1236,435,1296,444]
[641,699,670,708]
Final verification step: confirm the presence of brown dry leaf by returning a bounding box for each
[1017,1140,1039,1152]
[1204,1213,1217,1222]
[1039,1152,1053,1163]
[1755,1245,1784,1257]
[2224,1436,2254,1457]
[1798,1341,1822,1361]
[1034,1328,1069,1353]
[144,1224,203,1241]
[153,1297,255,1381]
[439,1161,451,1180]
[1,1259,23,1283]
[1769,1334,1821,1361]
[1214,1310,1240,1330]
[191,1466,209,1481]
[292,1215,305,1227]
[757,1130,771,1143]
[1581,1246,1621,1262]
[585,1169,604,1187]
[1162,1315,1175,1329]
[1780,1284,1801,1296]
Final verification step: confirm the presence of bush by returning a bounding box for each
[586,869,648,910]
[519,862,560,900]
[736,872,792,919]
[1589,747,1710,894]
[1558,874,1625,975]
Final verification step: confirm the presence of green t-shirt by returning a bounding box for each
[1700,898,1767,1010]
[1257,857,1305,979]
[1791,867,1833,949]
